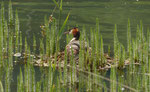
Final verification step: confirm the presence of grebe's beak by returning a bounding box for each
[64,29,72,34]
[64,31,70,34]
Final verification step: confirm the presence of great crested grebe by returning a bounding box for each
[64,27,88,57]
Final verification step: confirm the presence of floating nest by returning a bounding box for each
[13,51,137,70]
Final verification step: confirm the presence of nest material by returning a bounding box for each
[13,51,138,70]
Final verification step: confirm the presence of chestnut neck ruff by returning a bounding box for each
[73,31,80,40]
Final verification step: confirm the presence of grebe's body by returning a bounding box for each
[65,27,88,57]
[66,38,80,56]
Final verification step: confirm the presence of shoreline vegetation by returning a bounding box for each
[0,0,150,92]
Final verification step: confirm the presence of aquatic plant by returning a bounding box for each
[0,81,4,92]
[110,68,117,92]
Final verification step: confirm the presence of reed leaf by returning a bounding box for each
[60,0,63,11]
[52,0,59,9]
[57,12,70,41]
[114,24,118,61]
[17,68,24,92]
[5,66,11,92]
[15,9,20,52]
[0,81,4,92]
[1,2,5,49]
[8,0,13,26]
[110,68,117,92]
[127,19,131,53]
[100,35,106,66]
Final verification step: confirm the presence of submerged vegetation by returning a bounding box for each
[0,0,150,92]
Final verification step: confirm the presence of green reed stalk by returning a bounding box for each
[24,37,28,61]
[87,66,91,91]
[56,36,60,53]
[19,30,22,52]
[9,33,13,67]
[0,19,2,65]
[27,58,32,91]
[143,39,148,65]
[142,65,148,92]
[90,28,96,70]
[114,24,118,61]
[110,68,117,92]
[8,0,13,26]
[127,19,131,56]
[82,25,87,68]
[43,74,49,92]
[103,82,108,92]
[135,24,140,62]
[79,40,84,70]
[96,18,100,52]
[108,45,111,56]
[57,12,70,40]
[136,74,140,91]
[95,19,100,55]
[33,34,36,53]
[118,43,125,69]
[48,61,52,92]
[90,28,94,51]
[40,39,44,59]
[1,2,5,50]
[36,81,42,92]
[118,74,124,92]
[136,24,140,41]
[26,58,33,92]
[0,42,2,66]
[139,21,144,62]
[31,65,35,92]
[118,43,121,68]
[5,66,11,92]
[45,16,50,56]
[73,57,77,85]
[70,48,74,85]
[85,43,90,67]
[140,21,144,42]
[24,65,29,92]
[79,74,84,92]
[149,58,150,77]
[100,35,106,66]
[52,0,62,30]
[58,60,62,85]
[0,81,4,92]
[63,49,67,85]
[132,39,136,62]
[15,10,20,52]
[58,0,62,31]
[4,21,8,52]
[5,20,9,57]
[57,76,61,92]
[52,19,56,55]
[147,28,150,63]
[43,16,49,54]
[17,68,24,92]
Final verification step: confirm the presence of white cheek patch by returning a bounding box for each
[69,29,73,34]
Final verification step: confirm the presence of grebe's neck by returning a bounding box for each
[73,31,80,40]
[70,38,76,42]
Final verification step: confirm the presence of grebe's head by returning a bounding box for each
[64,27,80,40]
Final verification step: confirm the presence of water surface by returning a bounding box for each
[9,0,150,46]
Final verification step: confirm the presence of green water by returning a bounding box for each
[1,0,150,92]
[9,0,150,46]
